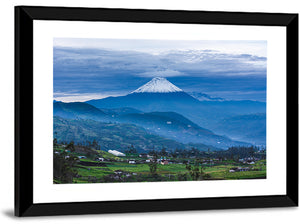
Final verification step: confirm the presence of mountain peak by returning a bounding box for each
[132,77,183,93]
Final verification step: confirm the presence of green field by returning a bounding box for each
[72,160,266,183]
[53,145,266,184]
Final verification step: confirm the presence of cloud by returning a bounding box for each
[53,44,267,101]
[54,38,267,57]
[54,47,266,78]
[138,69,185,77]
[53,92,120,102]
[205,90,266,102]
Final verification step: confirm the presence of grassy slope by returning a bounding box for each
[71,157,266,183]
[54,116,220,152]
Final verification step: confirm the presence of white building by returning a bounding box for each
[108,150,126,157]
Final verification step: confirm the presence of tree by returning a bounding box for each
[250,148,255,158]
[53,151,79,183]
[160,147,167,156]
[127,145,137,154]
[148,162,157,176]
[177,172,188,181]
[170,149,178,158]
[53,138,58,148]
[148,154,158,176]
[186,159,206,180]
[91,139,101,151]
[148,149,158,157]
[66,141,75,153]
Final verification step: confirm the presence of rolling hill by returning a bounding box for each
[54,101,109,121]
[53,116,222,152]
[116,111,250,149]
[53,101,250,149]
[212,113,266,145]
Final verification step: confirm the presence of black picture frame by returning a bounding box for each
[15,5,298,217]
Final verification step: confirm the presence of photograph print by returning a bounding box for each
[53,38,267,184]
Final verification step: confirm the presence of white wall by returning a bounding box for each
[0,0,299,223]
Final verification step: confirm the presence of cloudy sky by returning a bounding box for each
[53,38,267,102]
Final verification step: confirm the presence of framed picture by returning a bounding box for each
[15,6,298,216]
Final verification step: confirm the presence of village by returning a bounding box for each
[95,149,261,168]
[53,142,266,184]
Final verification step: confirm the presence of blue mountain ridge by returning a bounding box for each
[85,91,266,145]
[53,116,222,152]
[53,101,251,149]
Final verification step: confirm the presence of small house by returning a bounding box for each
[229,168,238,173]
[161,160,169,165]
[229,167,250,172]
[139,153,148,158]
[114,170,123,175]
[238,167,250,172]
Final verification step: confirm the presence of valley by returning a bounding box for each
[53,77,267,184]
[54,141,266,184]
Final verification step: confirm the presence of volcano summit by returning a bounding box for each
[86,77,200,112]
[132,77,183,93]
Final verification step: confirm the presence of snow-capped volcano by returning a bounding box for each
[132,77,183,93]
